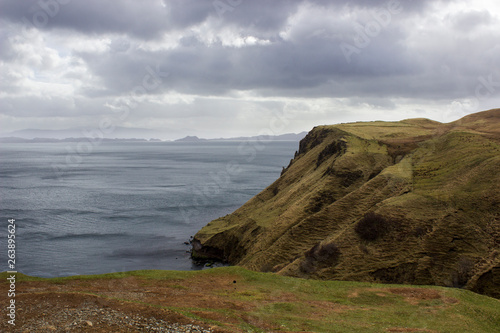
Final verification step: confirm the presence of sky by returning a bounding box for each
[1,0,499,140]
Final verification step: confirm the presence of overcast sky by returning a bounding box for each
[1,0,499,139]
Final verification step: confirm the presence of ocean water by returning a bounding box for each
[0,141,298,277]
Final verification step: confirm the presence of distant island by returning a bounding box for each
[0,137,157,143]
[174,132,307,142]
[0,132,308,143]
[175,135,204,142]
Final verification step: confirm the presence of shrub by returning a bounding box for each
[305,190,337,214]
[451,257,476,288]
[300,242,341,273]
[355,212,391,241]
[314,242,341,264]
[316,140,346,167]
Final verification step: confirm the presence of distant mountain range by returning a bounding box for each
[174,132,307,142]
[0,137,156,143]
[0,127,167,140]
[0,127,307,143]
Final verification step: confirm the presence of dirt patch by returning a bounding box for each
[0,274,257,332]
[305,300,352,315]
[191,310,240,325]
[347,287,459,306]
[388,288,440,300]
[0,292,223,332]
[19,274,253,312]
[387,328,437,332]
[387,288,457,305]
[442,297,459,304]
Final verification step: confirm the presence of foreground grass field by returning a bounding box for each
[2,267,499,332]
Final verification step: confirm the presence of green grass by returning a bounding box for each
[3,266,499,332]
[218,268,500,333]
[0,268,198,283]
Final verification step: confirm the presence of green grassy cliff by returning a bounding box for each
[192,109,500,299]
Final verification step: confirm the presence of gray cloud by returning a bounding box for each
[0,0,499,137]
[0,0,440,37]
[450,9,494,31]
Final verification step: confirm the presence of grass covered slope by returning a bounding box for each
[192,109,500,299]
[2,267,499,332]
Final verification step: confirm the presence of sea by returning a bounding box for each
[0,140,298,277]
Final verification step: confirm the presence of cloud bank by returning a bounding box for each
[1,0,499,139]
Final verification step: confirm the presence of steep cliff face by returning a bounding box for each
[192,109,500,298]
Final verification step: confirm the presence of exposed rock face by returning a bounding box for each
[192,109,500,299]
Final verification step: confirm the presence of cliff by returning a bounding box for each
[192,109,500,298]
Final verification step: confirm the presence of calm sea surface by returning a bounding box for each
[0,141,298,277]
